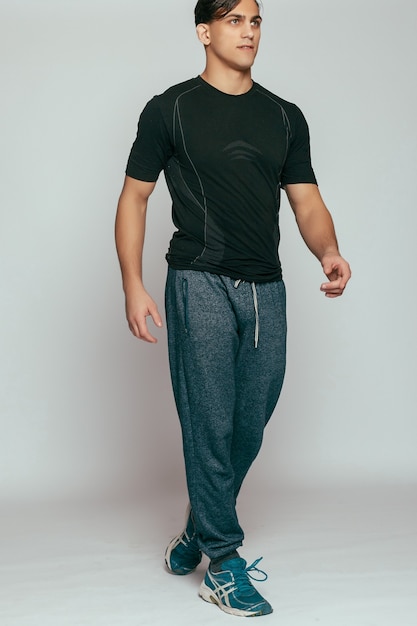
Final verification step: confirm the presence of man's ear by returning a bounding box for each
[196,23,211,46]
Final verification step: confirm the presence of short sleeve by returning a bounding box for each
[125,97,173,182]
[280,104,317,186]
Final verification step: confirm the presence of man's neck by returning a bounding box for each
[200,67,253,96]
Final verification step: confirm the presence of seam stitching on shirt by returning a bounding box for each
[173,86,208,264]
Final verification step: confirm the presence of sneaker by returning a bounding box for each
[165,505,202,575]
[199,557,273,617]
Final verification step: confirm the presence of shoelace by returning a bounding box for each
[234,557,268,594]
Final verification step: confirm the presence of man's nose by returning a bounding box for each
[242,21,255,38]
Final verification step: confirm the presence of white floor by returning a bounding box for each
[1,485,416,626]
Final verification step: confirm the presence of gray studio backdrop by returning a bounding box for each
[1,0,416,503]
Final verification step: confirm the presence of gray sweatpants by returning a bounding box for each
[165,268,287,559]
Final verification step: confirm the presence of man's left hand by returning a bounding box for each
[320,254,351,298]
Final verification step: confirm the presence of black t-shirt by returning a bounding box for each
[126,76,317,283]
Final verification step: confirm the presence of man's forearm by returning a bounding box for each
[115,188,148,291]
[285,183,340,262]
[115,177,162,341]
[285,183,351,297]
[295,204,340,262]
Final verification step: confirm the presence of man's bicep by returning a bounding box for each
[121,176,157,202]
[284,182,321,213]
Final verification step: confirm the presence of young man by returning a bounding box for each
[115,0,351,618]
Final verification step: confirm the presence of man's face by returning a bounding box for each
[203,0,262,72]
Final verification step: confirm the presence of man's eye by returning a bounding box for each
[230,18,240,25]
[251,20,261,28]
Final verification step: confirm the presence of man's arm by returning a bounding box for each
[285,183,351,298]
[115,175,162,342]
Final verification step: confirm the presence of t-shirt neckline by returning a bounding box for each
[196,75,256,98]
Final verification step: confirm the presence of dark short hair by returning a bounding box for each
[194,0,260,27]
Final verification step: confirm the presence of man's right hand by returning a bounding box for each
[125,286,163,343]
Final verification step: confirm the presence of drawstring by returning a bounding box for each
[252,282,259,349]
[234,280,260,349]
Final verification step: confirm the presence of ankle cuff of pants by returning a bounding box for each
[210,550,240,572]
